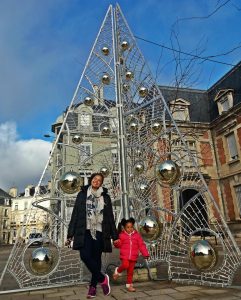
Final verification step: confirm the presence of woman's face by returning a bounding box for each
[91,175,103,190]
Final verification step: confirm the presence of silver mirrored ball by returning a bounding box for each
[72,135,83,144]
[126,71,133,80]
[139,216,161,244]
[133,161,145,175]
[102,74,110,85]
[156,160,181,185]
[84,96,94,107]
[123,83,130,92]
[100,166,110,177]
[129,119,138,132]
[121,40,129,51]
[101,125,111,135]
[138,180,150,195]
[29,247,54,275]
[139,86,148,98]
[102,46,109,56]
[151,121,162,135]
[59,171,83,194]
[190,240,217,271]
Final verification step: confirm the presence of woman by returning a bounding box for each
[67,173,119,298]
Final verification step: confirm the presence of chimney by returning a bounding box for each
[9,187,18,198]
[93,85,104,105]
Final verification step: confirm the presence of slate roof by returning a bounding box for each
[207,61,241,120]
[159,61,241,123]
[0,188,12,199]
[159,86,210,123]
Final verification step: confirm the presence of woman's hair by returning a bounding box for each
[117,217,135,233]
[88,172,104,186]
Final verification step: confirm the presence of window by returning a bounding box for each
[190,150,198,165]
[22,226,26,237]
[214,89,234,115]
[188,141,196,148]
[173,106,186,121]
[4,209,8,217]
[112,171,120,198]
[25,188,30,197]
[173,139,181,147]
[111,144,118,164]
[112,152,118,164]
[220,95,229,112]
[80,143,92,164]
[170,99,190,121]
[79,171,92,185]
[226,133,238,161]
[3,220,7,229]
[56,153,62,167]
[110,117,117,132]
[80,113,91,127]
[14,204,18,210]
[235,185,241,216]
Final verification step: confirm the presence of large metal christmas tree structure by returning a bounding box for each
[1,4,240,291]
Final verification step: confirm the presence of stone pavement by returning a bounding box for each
[1,280,241,300]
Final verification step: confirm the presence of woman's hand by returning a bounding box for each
[65,238,72,247]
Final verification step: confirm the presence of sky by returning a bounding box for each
[1,0,241,193]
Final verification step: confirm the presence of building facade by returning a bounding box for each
[9,186,51,244]
[0,188,12,244]
[47,62,241,234]
[159,61,241,230]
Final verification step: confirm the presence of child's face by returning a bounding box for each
[125,222,134,234]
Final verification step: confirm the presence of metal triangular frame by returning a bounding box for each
[1,4,240,292]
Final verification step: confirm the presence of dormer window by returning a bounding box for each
[170,98,190,121]
[214,89,234,115]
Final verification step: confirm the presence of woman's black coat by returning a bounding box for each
[67,185,118,252]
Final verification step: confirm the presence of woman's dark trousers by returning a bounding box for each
[79,230,105,287]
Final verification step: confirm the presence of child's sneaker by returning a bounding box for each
[100,274,110,296]
[126,283,136,292]
[113,267,120,280]
[87,286,96,298]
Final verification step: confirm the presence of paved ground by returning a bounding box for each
[1,235,241,300]
[1,280,241,300]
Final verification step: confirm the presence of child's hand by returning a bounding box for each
[113,239,120,248]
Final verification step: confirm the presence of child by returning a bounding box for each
[113,217,150,292]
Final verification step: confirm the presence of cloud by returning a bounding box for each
[0,122,51,193]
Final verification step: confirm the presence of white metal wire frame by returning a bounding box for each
[1,4,240,291]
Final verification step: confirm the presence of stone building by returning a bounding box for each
[48,62,241,233]
[9,186,51,244]
[159,61,241,232]
[50,93,121,223]
[0,188,12,244]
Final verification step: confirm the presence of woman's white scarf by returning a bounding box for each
[86,186,104,239]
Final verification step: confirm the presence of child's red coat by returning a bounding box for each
[115,230,149,261]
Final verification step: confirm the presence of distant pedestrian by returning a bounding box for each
[113,217,150,292]
[66,173,119,298]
